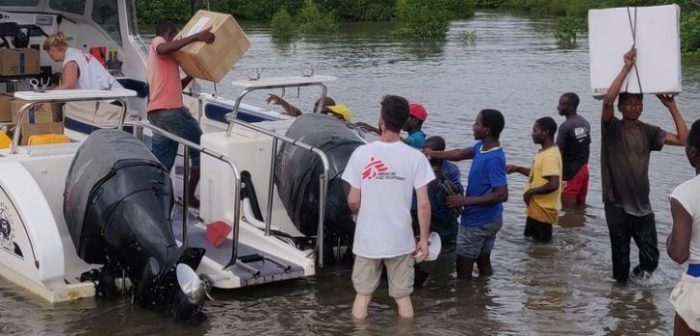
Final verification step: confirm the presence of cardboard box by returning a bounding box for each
[0,95,11,122]
[173,10,250,83]
[19,122,64,146]
[588,5,681,97]
[11,99,55,124]
[0,48,40,76]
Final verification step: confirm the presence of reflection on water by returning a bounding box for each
[2,11,700,335]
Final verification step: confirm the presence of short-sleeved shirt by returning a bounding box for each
[526,146,562,224]
[461,142,507,227]
[64,48,123,90]
[429,160,463,224]
[601,117,665,216]
[342,140,435,258]
[147,36,184,112]
[557,114,591,181]
[405,130,426,149]
[670,175,700,263]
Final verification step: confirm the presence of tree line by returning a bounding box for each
[135,0,700,53]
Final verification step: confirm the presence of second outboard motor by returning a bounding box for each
[275,114,365,238]
[64,129,206,322]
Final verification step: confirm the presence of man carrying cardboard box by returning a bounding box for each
[147,21,215,209]
[601,47,688,283]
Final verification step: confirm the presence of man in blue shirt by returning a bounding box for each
[424,109,508,279]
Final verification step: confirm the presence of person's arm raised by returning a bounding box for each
[658,94,688,146]
[602,48,636,124]
[424,147,474,162]
[156,27,215,56]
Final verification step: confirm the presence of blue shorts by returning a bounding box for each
[457,215,503,259]
[147,107,202,170]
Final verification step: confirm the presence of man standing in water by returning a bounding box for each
[601,48,688,283]
[507,117,562,243]
[556,92,591,209]
[342,95,434,319]
[424,109,508,279]
[147,21,214,208]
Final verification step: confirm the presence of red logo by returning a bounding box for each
[362,157,388,180]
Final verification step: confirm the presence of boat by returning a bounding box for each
[0,0,366,312]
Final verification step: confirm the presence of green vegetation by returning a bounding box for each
[395,0,451,40]
[137,0,477,41]
[296,0,338,35]
[555,16,586,48]
[270,8,296,41]
[473,0,700,54]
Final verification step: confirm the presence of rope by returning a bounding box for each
[625,7,643,95]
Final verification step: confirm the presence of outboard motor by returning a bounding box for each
[63,129,206,322]
[275,114,365,238]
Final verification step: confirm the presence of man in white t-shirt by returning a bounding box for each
[342,95,435,319]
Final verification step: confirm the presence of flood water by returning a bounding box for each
[3,11,700,335]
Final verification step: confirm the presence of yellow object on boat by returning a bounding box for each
[28,134,70,146]
[0,131,10,149]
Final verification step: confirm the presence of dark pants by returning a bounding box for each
[604,203,659,283]
[524,217,552,243]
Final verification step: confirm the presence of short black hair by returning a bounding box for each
[156,21,177,37]
[425,136,446,151]
[380,95,409,133]
[314,96,336,111]
[535,116,557,137]
[480,109,505,139]
[689,119,700,150]
[561,92,580,109]
[618,92,643,105]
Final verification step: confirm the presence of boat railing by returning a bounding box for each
[224,75,336,124]
[126,120,245,271]
[225,115,331,269]
[9,89,137,154]
[222,75,337,268]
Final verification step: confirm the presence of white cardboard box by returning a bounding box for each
[588,5,681,97]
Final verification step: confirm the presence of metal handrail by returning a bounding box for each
[224,82,328,136]
[125,121,243,271]
[10,97,129,154]
[225,115,331,268]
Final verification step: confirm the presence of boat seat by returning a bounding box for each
[18,142,81,157]
[28,134,71,146]
[116,78,148,98]
[0,131,10,149]
[204,103,269,123]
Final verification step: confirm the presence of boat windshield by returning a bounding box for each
[91,0,120,42]
[49,0,85,15]
[0,0,39,5]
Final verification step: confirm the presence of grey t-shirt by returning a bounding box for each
[557,114,591,181]
[601,117,665,216]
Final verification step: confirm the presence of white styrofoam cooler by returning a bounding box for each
[588,5,681,97]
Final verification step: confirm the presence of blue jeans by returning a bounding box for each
[147,107,202,170]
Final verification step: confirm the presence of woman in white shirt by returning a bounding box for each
[668,119,700,336]
[43,32,129,127]
[43,32,121,90]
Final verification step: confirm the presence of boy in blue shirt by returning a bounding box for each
[424,109,508,279]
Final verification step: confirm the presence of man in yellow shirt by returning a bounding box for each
[507,117,562,242]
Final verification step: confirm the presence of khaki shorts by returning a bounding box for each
[352,254,415,298]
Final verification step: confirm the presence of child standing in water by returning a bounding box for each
[668,119,700,336]
[507,117,562,243]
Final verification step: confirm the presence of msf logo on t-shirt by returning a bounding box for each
[362,157,405,181]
